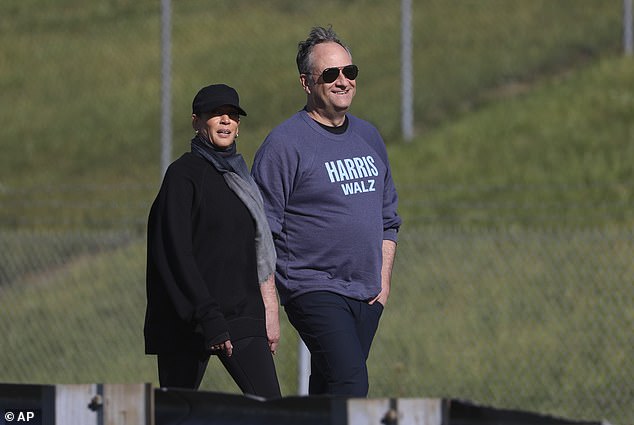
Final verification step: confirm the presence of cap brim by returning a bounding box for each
[194,102,247,116]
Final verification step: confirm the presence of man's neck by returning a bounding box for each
[306,108,347,128]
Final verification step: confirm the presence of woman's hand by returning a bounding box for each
[265,307,280,355]
[210,340,233,357]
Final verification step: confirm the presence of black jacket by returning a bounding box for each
[144,152,266,354]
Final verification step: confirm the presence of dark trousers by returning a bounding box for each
[284,291,384,397]
[157,336,281,399]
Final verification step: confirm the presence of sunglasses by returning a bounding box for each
[313,64,359,83]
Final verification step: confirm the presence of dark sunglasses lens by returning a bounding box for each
[342,65,358,80]
[321,68,341,83]
[320,65,358,83]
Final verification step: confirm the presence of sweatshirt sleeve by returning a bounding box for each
[382,158,401,242]
[364,124,402,241]
[147,164,229,347]
[251,136,297,240]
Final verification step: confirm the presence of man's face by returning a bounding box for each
[303,42,356,116]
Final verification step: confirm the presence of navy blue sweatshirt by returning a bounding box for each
[252,110,401,305]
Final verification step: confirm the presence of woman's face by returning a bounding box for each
[192,105,241,148]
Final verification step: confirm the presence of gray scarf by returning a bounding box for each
[191,135,276,284]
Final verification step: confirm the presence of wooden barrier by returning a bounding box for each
[0,383,608,425]
[0,383,151,425]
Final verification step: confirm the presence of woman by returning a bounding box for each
[144,84,281,399]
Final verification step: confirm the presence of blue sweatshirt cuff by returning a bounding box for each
[383,228,398,243]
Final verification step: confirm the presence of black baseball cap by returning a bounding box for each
[192,84,247,116]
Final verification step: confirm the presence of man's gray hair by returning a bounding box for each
[296,25,352,76]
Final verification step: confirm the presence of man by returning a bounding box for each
[252,26,401,397]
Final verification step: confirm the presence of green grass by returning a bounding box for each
[1,228,631,423]
[379,228,633,421]
[1,0,633,423]
[0,236,299,394]
[0,0,627,228]
[391,57,634,227]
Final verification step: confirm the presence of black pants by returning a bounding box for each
[284,291,383,396]
[157,336,281,399]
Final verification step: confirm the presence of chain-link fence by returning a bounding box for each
[1,1,633,424]
[1,226,632,423]
[380,226,633,423]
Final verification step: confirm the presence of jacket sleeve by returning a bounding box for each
[147,165,229,348]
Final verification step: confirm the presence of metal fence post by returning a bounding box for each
[625,0,633,55]
[298,340,310,395]
[401,0,414,142]
[160,0,172,179]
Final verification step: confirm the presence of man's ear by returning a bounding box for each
[300,74,312,95]
[191,114,199,131]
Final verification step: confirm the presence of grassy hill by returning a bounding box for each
[392,57,634,227]
[1,1,632,423]
[0,0,629,228]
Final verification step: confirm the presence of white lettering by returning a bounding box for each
[344,158,360,180]
[324,161,339,182]
[328,156,380,190]
[17,411,35,421]
[353,157,369,177]
[341,182,354,195]
[336,160,350,181]
[365,156,379,176]
[341,179,376,195]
